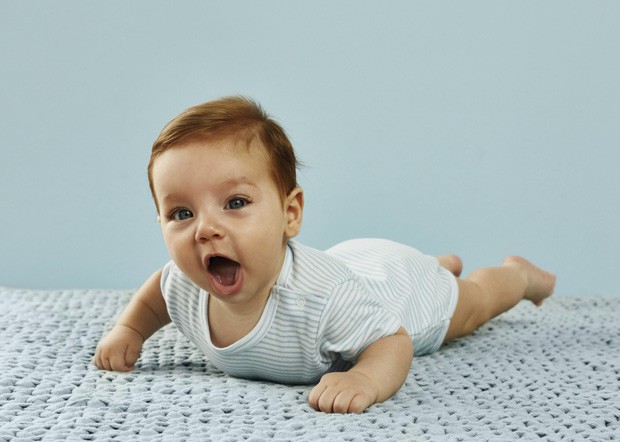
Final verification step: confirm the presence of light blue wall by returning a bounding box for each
[1,1,618,296]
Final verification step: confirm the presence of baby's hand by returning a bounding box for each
[92,325,144,372]
[308,371,379,414]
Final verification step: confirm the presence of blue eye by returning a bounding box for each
[226,198,248,210]
[172,209,193,220]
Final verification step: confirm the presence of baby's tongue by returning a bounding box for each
[209,257,239,286]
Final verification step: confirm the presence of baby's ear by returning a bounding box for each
[284,187,304,239]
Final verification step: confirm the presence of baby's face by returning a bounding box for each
[151,139,302,312]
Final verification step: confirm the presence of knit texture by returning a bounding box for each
[1,287,618,441]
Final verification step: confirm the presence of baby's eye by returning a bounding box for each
[226,198,248,210]
[171,209,193,221]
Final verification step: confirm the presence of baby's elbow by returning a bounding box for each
[395,327,414,361]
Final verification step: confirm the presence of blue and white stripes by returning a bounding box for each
[161,238,458,384]
[325,239,459,356]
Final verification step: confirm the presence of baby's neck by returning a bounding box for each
[207,290,271,348]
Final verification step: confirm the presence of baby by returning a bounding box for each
[94,96,556,414]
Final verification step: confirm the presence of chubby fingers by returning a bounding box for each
[309,385,366,414]
[308,373,374,414]
[92,345,135,372]
[92,326,144,372]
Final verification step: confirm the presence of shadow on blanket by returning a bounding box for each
[1,287,618,441]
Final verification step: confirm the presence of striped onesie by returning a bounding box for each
[161,238,459,384]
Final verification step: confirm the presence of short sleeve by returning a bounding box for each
[317,279,402,362]
[160,260,176,303]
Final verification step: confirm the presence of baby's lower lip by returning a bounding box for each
[208,267,243,296]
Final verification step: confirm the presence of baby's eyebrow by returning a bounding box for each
[219,176,259,188]
[159,177,258,203]
[160,192,179,203]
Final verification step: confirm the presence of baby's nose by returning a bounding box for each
[195,215,224,242]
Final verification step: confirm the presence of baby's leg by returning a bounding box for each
[444,256,556,342]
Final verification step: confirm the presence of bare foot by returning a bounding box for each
[502,256,556,306]
[437,255,463,278]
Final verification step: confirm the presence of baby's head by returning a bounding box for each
[148,96,300,212]
[148,97,304,301]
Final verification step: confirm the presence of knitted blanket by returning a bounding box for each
[1,287,618,441]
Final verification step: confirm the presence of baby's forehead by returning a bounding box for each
[151,136,288,199]
[154,139,274,181]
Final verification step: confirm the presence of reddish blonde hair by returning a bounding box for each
[148,96,300,211]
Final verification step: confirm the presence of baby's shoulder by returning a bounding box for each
[284,241,359,298]
[160,260,202,301]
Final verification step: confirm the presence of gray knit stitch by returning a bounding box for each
[0,287,618,441]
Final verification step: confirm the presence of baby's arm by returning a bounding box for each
[93,269,171,371]
[308,327,413,414]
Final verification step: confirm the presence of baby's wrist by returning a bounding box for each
[349,370,380,402]
[115,323,146,342]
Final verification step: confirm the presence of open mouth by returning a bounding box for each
[207,256,241,289]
